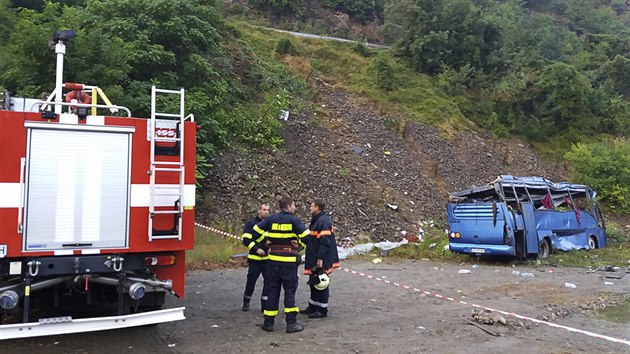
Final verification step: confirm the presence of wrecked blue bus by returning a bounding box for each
[447,176,606,259]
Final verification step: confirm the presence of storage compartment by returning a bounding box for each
[23,123,133,250]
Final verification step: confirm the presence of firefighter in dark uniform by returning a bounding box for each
[251,197,309,333]
[300,199,340,318]
[241,203,271,312]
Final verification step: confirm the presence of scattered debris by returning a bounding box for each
[598,265,620,272]
[351,144,364,155]
[604,282,615,285]
[471,264,479,269]
[465,319,501,337]
[279,110,289,121]
[471,309,507,326]
[458,269,471,274]
[373,239,408,257]
[372,258,382,264]
[494,314,507,325]
[564,282,577,289]
[168,344,177,348]
[386,204,398,210]
[337,242,376,259]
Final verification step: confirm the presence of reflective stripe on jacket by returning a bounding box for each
[252,211,309,264]
[304,212,340,274]
[242,216,268,261]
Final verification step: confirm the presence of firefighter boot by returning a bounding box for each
[261,316,274,332]
[242,298,250,312]
[285,313,304,333]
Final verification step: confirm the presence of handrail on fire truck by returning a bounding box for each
[148,85,186,242]
[36,83,131,116]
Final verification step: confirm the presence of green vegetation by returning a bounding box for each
[188,226,246,268]
[234,0,630,217]
[388,228,467,262]
[566,139,630,213]
[387,0,630,147]
[0,0,308,181]
[238,24,469,134]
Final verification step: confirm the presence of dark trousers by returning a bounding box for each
[263,263,299,324]
[308,283,330,315]
[243,260,268,308]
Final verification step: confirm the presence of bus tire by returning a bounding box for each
[537,238,550,259]
[588,236,598,250]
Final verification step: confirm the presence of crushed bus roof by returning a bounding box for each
[449,175,595,203]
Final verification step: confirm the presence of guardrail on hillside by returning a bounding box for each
[250,25,391,50]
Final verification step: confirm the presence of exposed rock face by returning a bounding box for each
[199,83,563,240]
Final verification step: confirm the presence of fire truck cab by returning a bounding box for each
[0,30,196,339]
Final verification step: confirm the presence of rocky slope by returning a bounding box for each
[198,80,564,240]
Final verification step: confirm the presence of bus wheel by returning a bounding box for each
[588,236,598,250]
[537,239,550,259]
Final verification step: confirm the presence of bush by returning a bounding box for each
[352,42,371,57]
[275,37,296,55]
[565,139,630,213]
[373,53,395,91]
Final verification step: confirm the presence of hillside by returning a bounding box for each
[199,77,564,239]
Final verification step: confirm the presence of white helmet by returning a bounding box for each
[313,273,330,290]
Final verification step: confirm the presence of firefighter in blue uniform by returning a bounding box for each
[300,199,340,318]
[251,197,309,333]
[241,203,271,312]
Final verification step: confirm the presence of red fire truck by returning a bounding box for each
[0,30,196,339]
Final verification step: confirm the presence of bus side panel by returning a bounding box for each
[534,209,600,251]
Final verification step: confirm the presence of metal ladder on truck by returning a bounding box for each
[148,86,185,242]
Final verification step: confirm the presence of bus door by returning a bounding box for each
[521,202,539,255]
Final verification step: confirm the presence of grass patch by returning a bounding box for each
[187,227,247,269]
[234,21,471,134]
[545,223,630,268]
[387,229,467,262]
[546,242,630,268]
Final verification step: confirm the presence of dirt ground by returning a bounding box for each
[4,259,630,353]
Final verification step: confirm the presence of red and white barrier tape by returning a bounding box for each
[195,222,242,241]
[195,222,630,347]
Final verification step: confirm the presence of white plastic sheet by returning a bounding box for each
[337,239,409,259]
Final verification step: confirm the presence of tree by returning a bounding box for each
[252,0,303,16]
[532,62,593,130]
[390,0,501,74]
[565,139,630,213]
